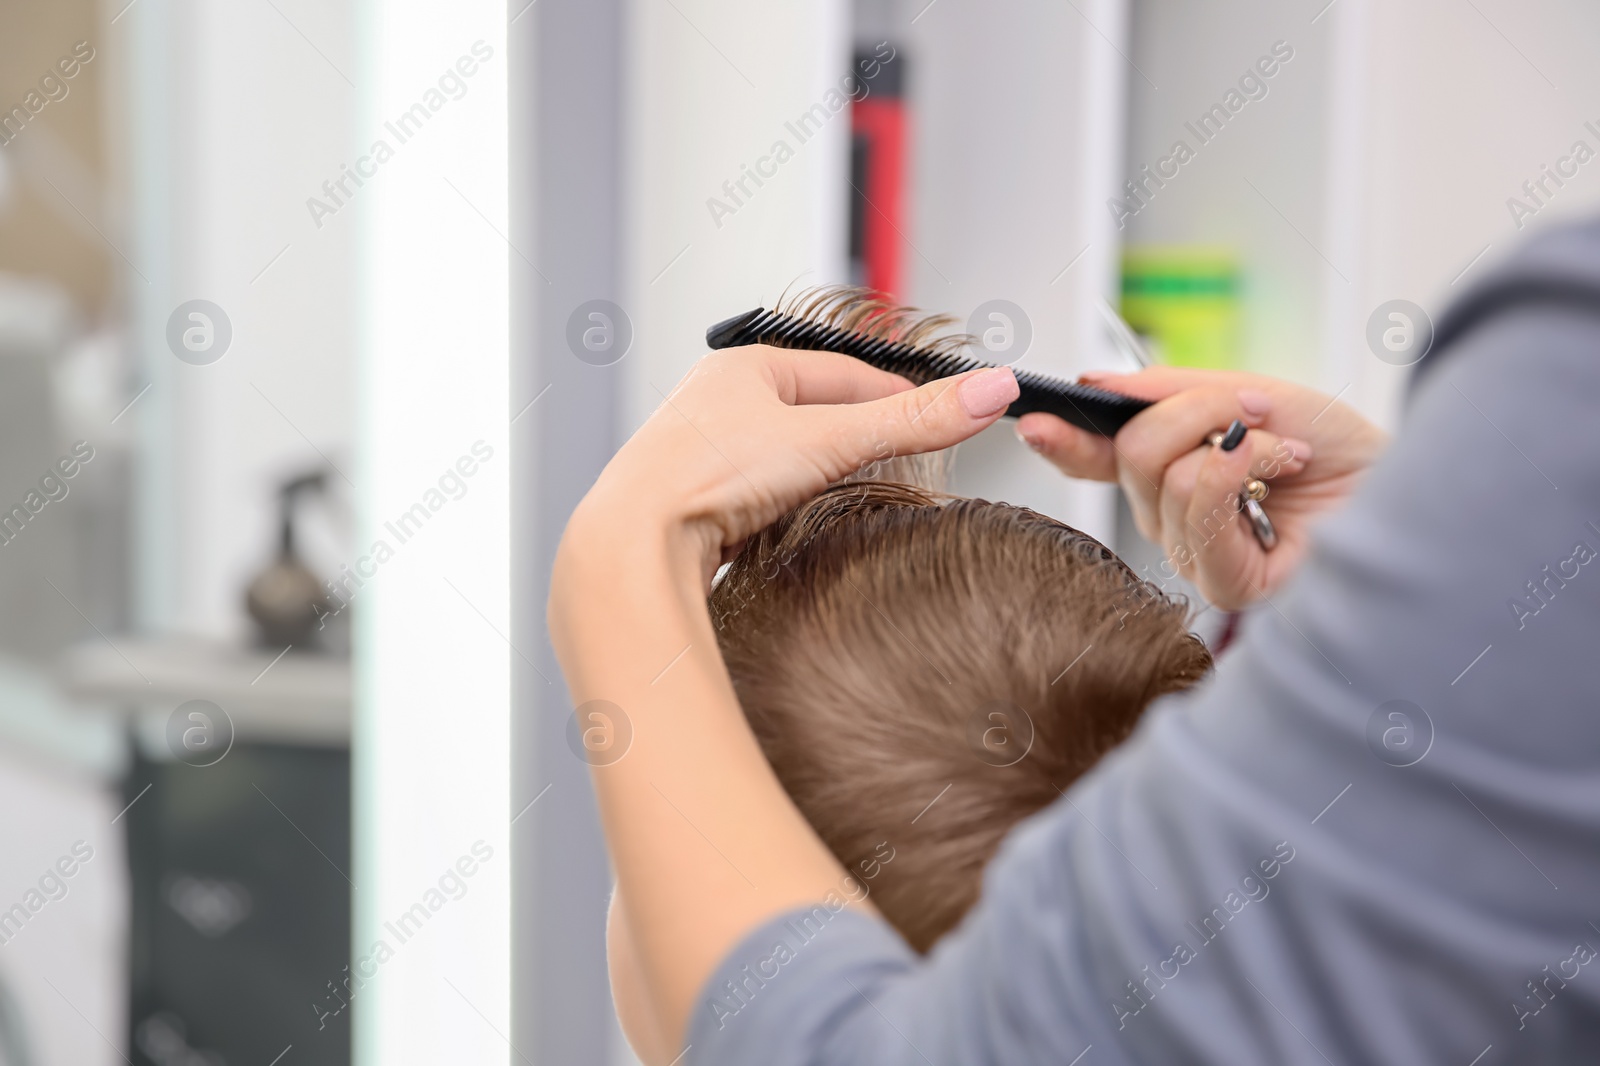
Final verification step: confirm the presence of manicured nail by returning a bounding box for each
[1014,424,1046,453]
[960,367,1019,418]
[1281,437,1313,462]
[1078,370,1122,386]
[1237,389,1272,418]
[1219,419,1248,451]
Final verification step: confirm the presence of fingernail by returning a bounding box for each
[1281,437,1313,462]
[1077,370,1122,386]
[959,367,1019,418]
[1014,424,1045,453]
[1237,389,1272,418]
[1219,419,1248,452]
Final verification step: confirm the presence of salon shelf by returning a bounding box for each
[58,636,351,749]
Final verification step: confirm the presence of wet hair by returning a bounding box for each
[707,290,1212,953]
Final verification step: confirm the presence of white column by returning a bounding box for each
[356,3,510,1063]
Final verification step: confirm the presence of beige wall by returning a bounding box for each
[0,0,111,318]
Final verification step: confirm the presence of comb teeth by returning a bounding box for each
[704,307,1152,437]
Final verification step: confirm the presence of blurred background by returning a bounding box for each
[1,0,1597,1063]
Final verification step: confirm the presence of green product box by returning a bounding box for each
[1120,247,1241,370]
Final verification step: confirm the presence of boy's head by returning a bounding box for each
[710,479,1211,952]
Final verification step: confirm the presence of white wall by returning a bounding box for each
[1332,0,1600,426]
[122,0,357,641]
[0,748,126,1066]
[623,0,852,434]
[1124,0,1334,387]
[907,0,1127,542]
[1128,0,1600,431]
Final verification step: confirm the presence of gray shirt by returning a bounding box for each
[687,219,1600,1065]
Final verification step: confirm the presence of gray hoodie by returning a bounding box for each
[687,219,1600,1065]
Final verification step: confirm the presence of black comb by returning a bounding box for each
[706,307,1152,437]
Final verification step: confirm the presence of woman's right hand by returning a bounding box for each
[1015,367,1388,611]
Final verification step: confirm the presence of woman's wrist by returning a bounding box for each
[550,476,710,636]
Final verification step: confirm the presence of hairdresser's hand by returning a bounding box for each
[1016,367,1387,610]
[569,346,1019,585]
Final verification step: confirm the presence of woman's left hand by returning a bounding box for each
[550,346,1018,1059]
[569,345,1020,585]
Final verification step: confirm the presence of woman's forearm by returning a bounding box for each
[549,492,865,1051]
[608,889,670,1064]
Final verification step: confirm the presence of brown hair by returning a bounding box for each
[709,480,1212,952]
